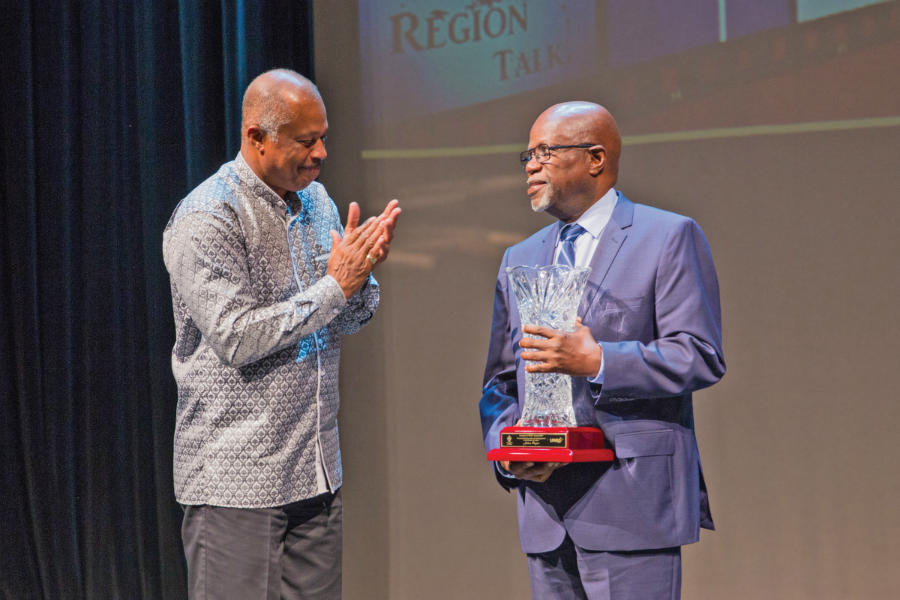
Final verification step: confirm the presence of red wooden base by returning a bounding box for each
[487,426,615,463]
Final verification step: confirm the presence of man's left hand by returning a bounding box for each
[500,460,565,483]
[519,318,602,376]
[365,199,401,266]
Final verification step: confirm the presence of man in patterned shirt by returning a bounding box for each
[163,69,401,599]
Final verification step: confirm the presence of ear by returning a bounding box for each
[246,125,267,151]
[588,145,606,176]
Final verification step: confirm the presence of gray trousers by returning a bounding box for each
[181,490,342,600]
[527,536,682,600]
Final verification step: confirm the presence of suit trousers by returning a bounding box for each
[181,490,342,600]
[527,536,681,600]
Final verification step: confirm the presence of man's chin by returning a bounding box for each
[292,174,318,191]
[530,195,550,213]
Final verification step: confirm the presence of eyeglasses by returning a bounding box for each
[519,143,598,168]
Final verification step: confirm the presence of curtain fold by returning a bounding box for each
[1,1,313,598]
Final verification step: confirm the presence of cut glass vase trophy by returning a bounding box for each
[487,265,614,463]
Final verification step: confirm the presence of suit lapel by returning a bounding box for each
[579,192,634,314]
[537,222,559,266]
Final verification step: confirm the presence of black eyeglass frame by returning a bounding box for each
[519,143,599,167]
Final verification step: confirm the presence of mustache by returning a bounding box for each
[302,158,325,169]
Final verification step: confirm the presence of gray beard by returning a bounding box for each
[531,194,550,213]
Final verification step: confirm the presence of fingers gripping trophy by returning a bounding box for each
[487,265,614,463]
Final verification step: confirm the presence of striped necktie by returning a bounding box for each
[556,223,586,266]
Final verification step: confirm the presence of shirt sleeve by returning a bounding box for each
[331,275,380,334]
[163,208,348,368]
[587,352,605,388]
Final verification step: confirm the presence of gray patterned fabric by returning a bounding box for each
[163,153,379,508]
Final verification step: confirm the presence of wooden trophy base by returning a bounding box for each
[487,426,615,463]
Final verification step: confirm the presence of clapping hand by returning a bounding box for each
[327,200,401,298]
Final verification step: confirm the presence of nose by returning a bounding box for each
[311,137,327,160]
[524,157,541,175]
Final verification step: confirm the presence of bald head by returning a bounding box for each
[242,69,322,141]
[525,102,622,222]
[534,101,621,181]
[240,69,329,198]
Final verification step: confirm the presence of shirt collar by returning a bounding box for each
[571,187,617,238]
[233,152,298,210]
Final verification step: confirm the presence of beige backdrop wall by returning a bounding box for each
[315,4,900,598]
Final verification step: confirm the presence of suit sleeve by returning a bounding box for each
[479,249,522,489]
[595,218,725,400]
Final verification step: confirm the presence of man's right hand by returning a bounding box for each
[327,201,392,298]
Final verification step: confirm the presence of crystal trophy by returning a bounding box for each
[487,265,614,463]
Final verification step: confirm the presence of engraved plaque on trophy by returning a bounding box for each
[487,265,614,463]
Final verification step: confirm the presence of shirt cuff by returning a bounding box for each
[292,274,347,323]
[497,463,517,479]
[318,274,348,317]
[587,348,605,386]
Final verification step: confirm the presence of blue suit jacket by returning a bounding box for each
[480,193,725,553]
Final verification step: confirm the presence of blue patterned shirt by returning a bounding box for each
[163,153,378,507]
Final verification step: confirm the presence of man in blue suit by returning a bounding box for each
[480,101,726,599]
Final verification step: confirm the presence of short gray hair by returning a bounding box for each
[254,93,293,141]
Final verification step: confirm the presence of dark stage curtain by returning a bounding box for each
[0,2,313,598]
